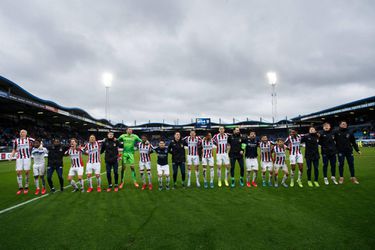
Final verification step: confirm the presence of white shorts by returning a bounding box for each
[187,155,200,166]
[69,167,84,176]
[33,164,45,176]
[16,158,31,171]
[289,154,304,164]
[202,157,214,167]
[274,164,288,172]
[216,153,230,165]
[261,161,273,171]
[157,164,170,176]
[246,158,259,171]
[86,162,101,175]
[139,161,151,171]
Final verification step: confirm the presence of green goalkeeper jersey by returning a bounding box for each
[117,134,142,154]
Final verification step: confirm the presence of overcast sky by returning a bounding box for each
[0,0,374,125]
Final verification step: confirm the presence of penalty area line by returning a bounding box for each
[0,170,109,215]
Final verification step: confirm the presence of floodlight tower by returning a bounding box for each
[102,72,113,121]
[267,72,277,124]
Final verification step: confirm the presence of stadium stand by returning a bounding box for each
[1,74,374,151]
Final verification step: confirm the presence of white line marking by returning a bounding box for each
[0,171,109,215]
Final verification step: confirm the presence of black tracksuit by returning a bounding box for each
[168,139,186,184]
[334,128,360,177]
[101,138,120,186]
[228,133,245,178]
[318,130,337,178]
[301,133,320,181]
[46,144,66,190]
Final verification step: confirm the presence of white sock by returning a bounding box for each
[210,168,214,182]
[158,176,163,187]
[246,172,250,182]
[203,168,207,182]
[147,171,152,184]
[282,175,288,184]
[166,176,170,186]
[35,178,39,189]
[268,173,271,182]
[88,177,93,188]
[141,171,145,184]
[25,174,29,188]
[17,175,23,188]
[298,170,302,181]
[80,179,84,189]
[97,177,101,187]
[225,168,229,180]
[71,180,78,189]
[252,172,257,182]
[188,170,191,184]
[195,170,199,182]
[217,168,222,181]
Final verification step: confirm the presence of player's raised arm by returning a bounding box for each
[10,139,17,160]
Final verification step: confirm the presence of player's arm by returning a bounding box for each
[81,144,88,154]
[226,136,232,153]
[167,143,173,154]
[117,134,124,145]
[350,133,361,154]
[100,140,106,154]
[149,144,155,154]
[212,134,217,145]
[134,134,142,143]
[284,136,291,147]
[241,137,247,153]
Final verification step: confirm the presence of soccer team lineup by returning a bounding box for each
[12,120,361,195]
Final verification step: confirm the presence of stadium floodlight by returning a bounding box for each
[267,72,277,85]
[102,72,113,87]
[102,72,113,121]
[266,71,277,124]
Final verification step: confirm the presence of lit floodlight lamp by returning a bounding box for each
[267,72,277,85]
[102,72,113,87]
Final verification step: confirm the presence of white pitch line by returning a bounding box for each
[0,171,110,215]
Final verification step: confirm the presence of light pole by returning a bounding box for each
[102,72,113,121]
[267,72,277,124]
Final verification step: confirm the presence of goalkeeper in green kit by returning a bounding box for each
[118,128,142,188]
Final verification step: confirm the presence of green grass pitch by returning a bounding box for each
[0,148,374,249]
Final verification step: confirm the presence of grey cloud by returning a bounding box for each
[0,0,374,125]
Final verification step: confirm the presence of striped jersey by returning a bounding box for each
[13,137,35,159]
[83,141,102,163]
[212,133,229,154]
[183,136,201,156]
[259,141,272,162]
[201,139,214,158]
[285,135,302,155]
[273,145,287,165]
[138,143,153,162]
[31,147,48,165]
[65,148,84,168]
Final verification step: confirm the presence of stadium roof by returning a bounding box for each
[0,75,112,128]
[291,96,375,123]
